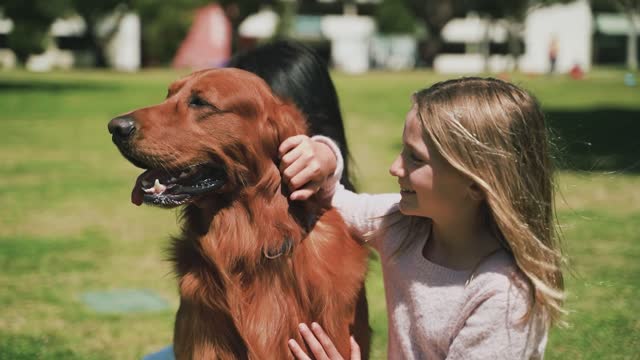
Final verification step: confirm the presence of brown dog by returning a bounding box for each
[108,68,369,359]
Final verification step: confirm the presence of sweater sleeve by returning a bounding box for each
[311,135,401,241]
[447,285,548,360]
[331,185,401,238]
[310,135,344,203]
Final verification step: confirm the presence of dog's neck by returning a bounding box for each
[180,186,321,274]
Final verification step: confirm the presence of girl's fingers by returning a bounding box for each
[281,156,309,187]
[279,135,308,158]
[349,336,361,360]
[288,339,312,360]
[290,186,319,201]
[298,323,329,360]
[280,135,315,170]
[310,322,342,359]
[279,135,332,199]
[280,146,303,173]
[280,139,317,185]
[288,163,321,190]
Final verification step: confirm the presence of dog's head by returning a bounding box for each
[108,68,307,208]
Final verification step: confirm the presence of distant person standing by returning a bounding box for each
[548,36,559,74]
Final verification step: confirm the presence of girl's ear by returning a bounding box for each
[468,182,485,201]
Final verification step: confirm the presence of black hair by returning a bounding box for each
[228,40,356,191]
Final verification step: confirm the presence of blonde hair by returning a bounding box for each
[413,77,565,326]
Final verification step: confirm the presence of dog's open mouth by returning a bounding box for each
[131,164,226,207]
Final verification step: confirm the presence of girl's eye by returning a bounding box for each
[409,152,421,162]
[402,148,421,164]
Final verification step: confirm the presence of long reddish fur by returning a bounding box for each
[122,69,369,359]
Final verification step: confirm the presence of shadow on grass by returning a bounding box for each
[0,80,118,93]
[547,108,640,173]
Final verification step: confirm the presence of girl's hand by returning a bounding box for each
[279,135,337,201]
[288,323,361,360]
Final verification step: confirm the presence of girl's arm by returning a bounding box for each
[279,135,400,236]
[330,184,401,237]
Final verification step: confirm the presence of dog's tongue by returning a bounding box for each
[131,172,146,206]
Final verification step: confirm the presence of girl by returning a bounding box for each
[281,77,565,359]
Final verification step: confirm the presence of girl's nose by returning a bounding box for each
[389,154,404,178]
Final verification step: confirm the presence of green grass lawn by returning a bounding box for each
[1,68,639,359]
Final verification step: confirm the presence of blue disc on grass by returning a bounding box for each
[81,289,169,314]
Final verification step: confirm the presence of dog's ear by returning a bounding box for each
[260,101,308,162]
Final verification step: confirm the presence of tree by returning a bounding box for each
[133,0,212,66]
[612,0,639,71]
[2,0,131,65]
[464,0,530,71]
[135,0,262,64]
[2,0,70,62]
[375,0,417,34]
[72,0,131,67]
[1,0,263,66]
[405,0,551,68]
[405,0,467,66]
[409,0,535,71]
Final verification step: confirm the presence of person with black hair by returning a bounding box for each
[228,40,357,192]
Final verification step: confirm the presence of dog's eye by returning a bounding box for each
[188,96,211,108]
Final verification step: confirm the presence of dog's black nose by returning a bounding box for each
[108,116,136,140]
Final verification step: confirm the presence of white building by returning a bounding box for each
[435,0,593,74]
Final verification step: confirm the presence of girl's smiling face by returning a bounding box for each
[389,103,472,220]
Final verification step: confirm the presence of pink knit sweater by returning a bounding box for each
[314,136,549,359]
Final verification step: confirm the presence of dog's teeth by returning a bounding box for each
[170,177,177,182]
[153,179,167,194]
[179,171,189,178]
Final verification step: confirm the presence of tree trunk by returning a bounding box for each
[84,19,108,68]
[482,15,492,73]
[413,0,457,66]
[626,11,638,72]
[79,8,127,69]
[507,20,521,72]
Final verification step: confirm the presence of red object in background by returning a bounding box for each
[569,64,584,80]
[497,72,511,82]
[173,4,231,70]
